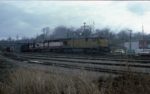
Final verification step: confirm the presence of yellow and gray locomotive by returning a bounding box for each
[21,37,110,54]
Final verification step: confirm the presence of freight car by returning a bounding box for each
[21,37,110,54]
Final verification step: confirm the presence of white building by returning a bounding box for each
[124,41,150,55]
[124,42,139,50]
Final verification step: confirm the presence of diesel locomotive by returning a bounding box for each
[21,37,110,54]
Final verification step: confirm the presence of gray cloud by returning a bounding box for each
[0,1,150,40]
[0,3,53,39]
[0,2,97,39]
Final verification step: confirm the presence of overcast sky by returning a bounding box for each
[0,1,150,39]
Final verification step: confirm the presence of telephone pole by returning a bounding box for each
[83,22,86,32]
[93,21,95,32]
[83,22,86,38]
[16,34,19,41]
[128,29,132,56]
[142,24,144,51]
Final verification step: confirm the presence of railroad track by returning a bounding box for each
[19,55,150,69]
[28,60,133,74]
[4,53,148,75]
[21,53,150,63]
[22,52,150,60]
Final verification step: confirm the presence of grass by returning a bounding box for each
[98,73,150,94]
[0,59,16,82]
[0,68,149,94]
[0,68,100,94]
[0,52,150,94]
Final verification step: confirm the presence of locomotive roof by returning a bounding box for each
[26,37,107,44]
[44,37,106,42]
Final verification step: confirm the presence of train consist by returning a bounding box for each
[21,37,110,54]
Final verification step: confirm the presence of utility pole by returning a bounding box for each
[142,24,144,51]
[42,28,46,42]
[129,30,132,56]
[126,29,132,70]
[83,22,86,38]
[92,21,95,32]
[83,22,86,31]
[16,34,19,41]
[42,27,50,41]
[67,29,69,39]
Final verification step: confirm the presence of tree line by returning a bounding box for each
[35,25,149,48]
[1,25,150,48]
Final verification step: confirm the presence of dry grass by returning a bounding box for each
[1,68,100,94]
[98,73,150,94]
[0,68,150,94]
